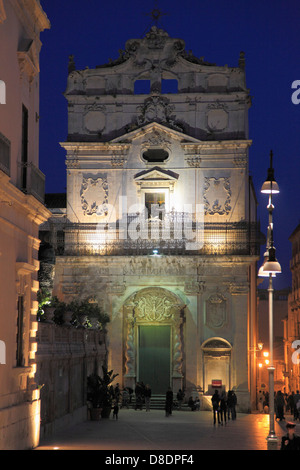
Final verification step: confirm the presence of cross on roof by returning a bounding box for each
[146,1,168,26]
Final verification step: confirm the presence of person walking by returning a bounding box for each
[211,390,220,425]
[177,389,185,410]
[135,382,143,410]
[257,390,264,413]
[219,391,227,425]
[293,390,300,421]
[275,390,285,421]
[144,384,152,411]
[112,400,119,420]
[280,422,300,450]
[227,390,237,420]
[287,392,295,417]
[114,383,120,404]
[165,387,173,417]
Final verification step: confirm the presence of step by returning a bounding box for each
[120,394,190,410]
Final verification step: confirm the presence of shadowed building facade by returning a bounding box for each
[0,0,50,449]
[43,26,261,411]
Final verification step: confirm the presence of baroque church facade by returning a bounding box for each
[43,26,260,411]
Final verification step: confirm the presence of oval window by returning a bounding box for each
[142,149,169,163]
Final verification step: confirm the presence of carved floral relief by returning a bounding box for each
[80,176,108,216]
[203,177,231,215]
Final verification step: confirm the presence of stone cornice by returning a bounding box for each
[181,140,252,152]
[0,172,51,225]
[12,0,50,34]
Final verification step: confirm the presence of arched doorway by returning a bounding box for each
[201,337,232,394]
[123,287,185,394]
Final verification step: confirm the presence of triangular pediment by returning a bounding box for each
[134,166,179,182]
[111,122,201,145]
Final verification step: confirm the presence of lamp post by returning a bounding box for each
[258,150,281,450]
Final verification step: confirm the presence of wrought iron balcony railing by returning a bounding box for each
[58,217,262,257]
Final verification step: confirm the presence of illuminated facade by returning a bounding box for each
[47,26,260,411]
[0,0,50,449]
[284,224,300,392]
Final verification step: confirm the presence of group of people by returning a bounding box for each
[211,389,237,425]
[257,389,300,422]
[256,389,300,450]
[134,382,152,411]
[109,382,300,449]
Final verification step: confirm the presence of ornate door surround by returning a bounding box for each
[123,287,186,392]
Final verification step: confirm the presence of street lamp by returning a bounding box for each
[258,150,281,450]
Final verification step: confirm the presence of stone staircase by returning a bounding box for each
[121,394,189,411]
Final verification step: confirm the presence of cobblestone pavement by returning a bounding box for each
[36,409,291,451]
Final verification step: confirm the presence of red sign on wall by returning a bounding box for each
[212,380,222,388]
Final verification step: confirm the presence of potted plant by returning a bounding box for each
[69,298,110,329]
[37,288,52,322]
[87,365,119,419]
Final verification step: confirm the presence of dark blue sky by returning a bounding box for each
[39,0,300,289]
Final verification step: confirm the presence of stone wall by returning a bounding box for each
[35,321,107,439]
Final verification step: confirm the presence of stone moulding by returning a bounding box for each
[123,287,186,380]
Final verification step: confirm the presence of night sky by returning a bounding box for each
[38,0,300,290]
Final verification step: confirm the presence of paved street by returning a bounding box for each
[36,408,290,451]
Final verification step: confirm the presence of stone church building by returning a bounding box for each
[42,26,260,412]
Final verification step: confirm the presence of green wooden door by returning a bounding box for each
[138,325,170,394]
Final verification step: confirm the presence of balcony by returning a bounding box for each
[17,161,45,203]
[59,217,262,257]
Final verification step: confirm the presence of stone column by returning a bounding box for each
[124,308,136,390]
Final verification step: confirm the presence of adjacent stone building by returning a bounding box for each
[44,26,261,411]
[0,0,50,449]
[283,224,300,393]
